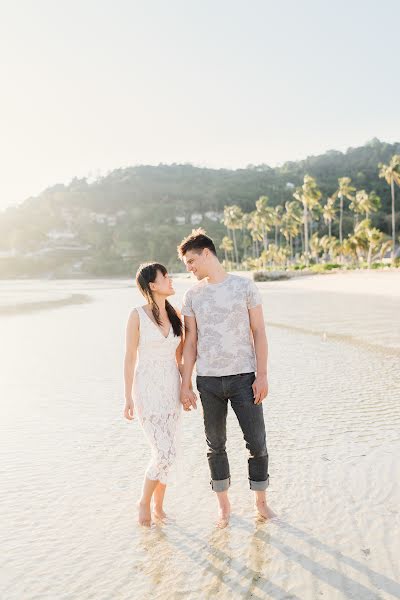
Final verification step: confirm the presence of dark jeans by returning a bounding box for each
[196,372,269,492]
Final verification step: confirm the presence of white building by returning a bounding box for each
[191,213,203,225]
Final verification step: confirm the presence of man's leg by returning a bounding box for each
[196,376,231,527]
[228,373,274,518]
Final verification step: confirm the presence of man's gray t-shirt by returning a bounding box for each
[181,274,262,376]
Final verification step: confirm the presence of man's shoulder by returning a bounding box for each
[183,278,207,299]
[227,274,253,288]
[194,278,210,291]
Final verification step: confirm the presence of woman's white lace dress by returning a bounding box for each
[133,306,182,484]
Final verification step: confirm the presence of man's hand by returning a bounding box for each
[180,386,197,411]
[252,374,269,405]
[124,398,135,420]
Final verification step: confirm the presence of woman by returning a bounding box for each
[124,263,195,526]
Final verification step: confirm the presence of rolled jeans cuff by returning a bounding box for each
[249,476,269,491]
[210,477,231,492]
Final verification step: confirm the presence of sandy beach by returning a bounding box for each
[274,269,400,297]
[1,270,399,599]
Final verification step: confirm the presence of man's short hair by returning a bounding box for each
[177,228,217,259]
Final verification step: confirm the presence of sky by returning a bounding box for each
[0,0,399,210]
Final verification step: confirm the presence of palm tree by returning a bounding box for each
[353,219,386,268]
[336,177,356,245]
[273,205,283,246]
[309,232,321,263]
[223,205,243,267]
[293,175,322,265]
[281,200,302,260]
[365,225,385,269]
[342,234,362,266]
[319,234,335,263]
[328,236,340,261]
[350,189,380,225]
[323,196,337,238]
[262,243,288,268]
[309,198,322,238]
[247,211,263,258]
[219,236,234,268]
[255,196,275,254]
[240,212,251,259]
[349,191,362,227]
[379,155,400,263]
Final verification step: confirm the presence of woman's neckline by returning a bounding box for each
[140,305,171,339]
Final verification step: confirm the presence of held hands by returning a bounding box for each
[124,397,135,420]
[252,373,269,405]
[180,386,197,411]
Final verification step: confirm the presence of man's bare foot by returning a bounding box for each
[216,504,231,528]
[255,498,276,520]
[137,501,152,527]
[216,510,230,528]
[215,491,231,528]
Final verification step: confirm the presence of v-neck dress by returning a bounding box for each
[133,306,182,483]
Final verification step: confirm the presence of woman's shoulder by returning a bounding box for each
[126,307,141,336]
[128,306,143,324]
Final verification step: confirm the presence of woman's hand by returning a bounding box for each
[124,398,135,420]
[180,386,197,411]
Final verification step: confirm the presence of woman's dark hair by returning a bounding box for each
[135,263,182,337]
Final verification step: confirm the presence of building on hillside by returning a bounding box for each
[191,213,202,225]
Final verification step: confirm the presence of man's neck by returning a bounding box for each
[206,265,228,284]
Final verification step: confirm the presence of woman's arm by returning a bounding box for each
[175,309,193,389]
[176,339,193,389]
[180,315,198,409]
[123,309,140,420]
[176,310,196,410]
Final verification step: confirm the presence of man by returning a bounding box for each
[178,229,273,528]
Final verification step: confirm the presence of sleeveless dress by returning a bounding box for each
[133,306,182,484]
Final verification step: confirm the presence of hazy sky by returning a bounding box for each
[1,0,399,210]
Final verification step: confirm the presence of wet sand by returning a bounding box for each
[0,272,399,599]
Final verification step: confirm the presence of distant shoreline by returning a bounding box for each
[256,268,400,299]
[0,293,92,316]
[0,266,400,296]
[0,266,399,283]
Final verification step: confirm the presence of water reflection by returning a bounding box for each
[1,277,399,600]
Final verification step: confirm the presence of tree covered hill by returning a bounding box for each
[1,138,399,277]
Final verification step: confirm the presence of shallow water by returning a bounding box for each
[1,276,399,600]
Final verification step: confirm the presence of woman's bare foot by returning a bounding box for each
[137,501,152,527]
[153,507,175,524]
[153,506,167,519]
[255,498,276,520]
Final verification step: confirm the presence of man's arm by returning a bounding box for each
[249,304,269,404]
[180,315,198,408]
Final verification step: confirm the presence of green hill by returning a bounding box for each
[1,138,399,277]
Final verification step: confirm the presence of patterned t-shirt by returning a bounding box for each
[181,274,262,376]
